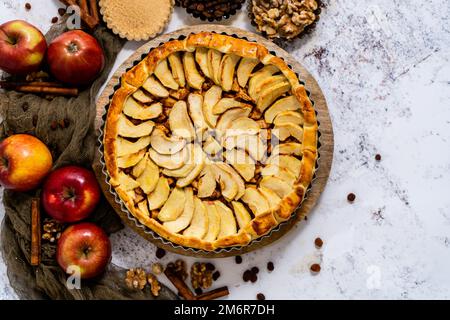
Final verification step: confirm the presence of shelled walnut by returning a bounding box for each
[42,218,64,243]
[167,259,188,280]
[147,273,161,296]
[191,262,213,290]
[125,268,147,290]
[251,0,318,39]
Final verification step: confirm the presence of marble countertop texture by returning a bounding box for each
[0,0,449,300]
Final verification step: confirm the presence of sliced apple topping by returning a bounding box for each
[259,187,281,211]
[168,52,186,87]
[150,127,186,155]
[248,65,280,98]
[135,157,159,194]
[116,136,151,157]
[183,51,205,90]
[273,123,303,142]
[213,163,238,201]
[237,57,259,88]
[176,148,205,187]
[203,201,221,242]
[259,176,291,198]
[142,75,170,98]
[132,89,153,104]
[224,134,266,162]
[264,96,301,123]
[256,80,291,112]
[137,200,150,217]
[197,164,217,198]
[250,74,287,101]
[117,172,140,191]
[261,165,297,185]
[154,58,179,90]
[163,143,197,178]
[241,187,270,216]
[266,155,302,178]
[123,98,162,120]
[169,101,196,141]
[203,85,222,127]
[224,149,256,182]
[212,98,252,115]
[147,176,170,210]
[187,93,208,134]
[271,142,303,156]
[131,153,149,177]
[195,47,211,79]
[117,149,147,168]
[231,201,252,230]
[183,197,209,238]
[273,110,304,126]
[118,114,154,138]
[164,187,194,233]
[203,135,223,157]
[149,147,186,170]
[227,117,260,137]
[207,49,222,85]
[216,201,237,238]
[158,187,186,222]
[215,162,245,199]
[216,108,252,140]
[219,54,241,91]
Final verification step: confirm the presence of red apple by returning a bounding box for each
[0,134,52,192]
[42,166,101,223]
[46,30,104,86]
[0,20,47,75]
[57,222,111,279]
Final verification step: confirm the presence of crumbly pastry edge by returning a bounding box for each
[103,32,319,251]
[99,0,174,41]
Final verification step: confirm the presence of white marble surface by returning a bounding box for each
[1,0,450,300]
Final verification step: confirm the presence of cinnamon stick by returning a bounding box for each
[0,81,64,88]
[30,198,41,266]
[164,267,196,300]
[2,84,79,97]
[196,286,229,300]
[89,0,99,21]
[79,0,88,14]
[59,0,99,29]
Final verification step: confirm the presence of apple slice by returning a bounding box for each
[195,47,211,79]
[203,201,221,242]
[137,200,150,217]
[169,101,196,141]
[202,85,222,127]
[213,163,238,201]
[135,157,159,194]
[223,149,255,182]
[261,165,297,185]
[131,153,149,177]
[132,89,153,104]
[259,176,291,198]
[197,165,216,198]
[123,98,162,120]
[183,51,205,90]
[273,111,304,126]
[154,58,179,90]
[147,176,170,210]
[212,98,252,115]
[158,187,186,222]
[216,201,237,238]
[163,187,194,233]
[116,136,151,157]
[176,149,205,187]
[271,142,303,156]
[150,127,186,155]
[231,201,252,229]
[259,187,281,211]
[266,154,302,178]
[241,187,270,216]
[264,96,301,123]
[149,147,186,170]
[273,123,303,142]
[117,172,140,191]
[251,74,287,101]
[256,80,291,112]
[187,93,207,133]
[224,134,266,161]
[118,114,154,138]
[203,135,222,157]
[207,49,222,85]
[248,65,280,98]
[227,117,260,137]
[237,57,259,88]
[215,108,252,140]
[215,162,245,199]
[183,197,209,238]
[168,52,186,87]
[162,143,196,178]
[219,53,241,91]
[142,76,169,98]
[117,149,146,168]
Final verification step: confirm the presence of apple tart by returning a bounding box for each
[103,32,318,251]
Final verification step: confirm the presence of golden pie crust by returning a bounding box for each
[103,32,318,251]
[99,0,174,41]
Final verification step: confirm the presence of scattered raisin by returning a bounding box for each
[195,288,203,295]
[267,262,274,272]
[63,118,70,128]
[25,3,31,10]
[347,193,356,202]
[310,263,321,273]
[212,271,220,281]
[243,270,252,282]
[250,273,258,283]
[205,263,215,271]
[256,293,266,300]
[375,154,381,161]
[58,119,66,129]
[251,267,259,274]
[314,237,323,249]
[155,248,166,259]
[51,17,58,24]
[235,255,242,264]
[58,8,66,16]
[50,121,58,130]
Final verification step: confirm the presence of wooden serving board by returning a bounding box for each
[93,25,334,258]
